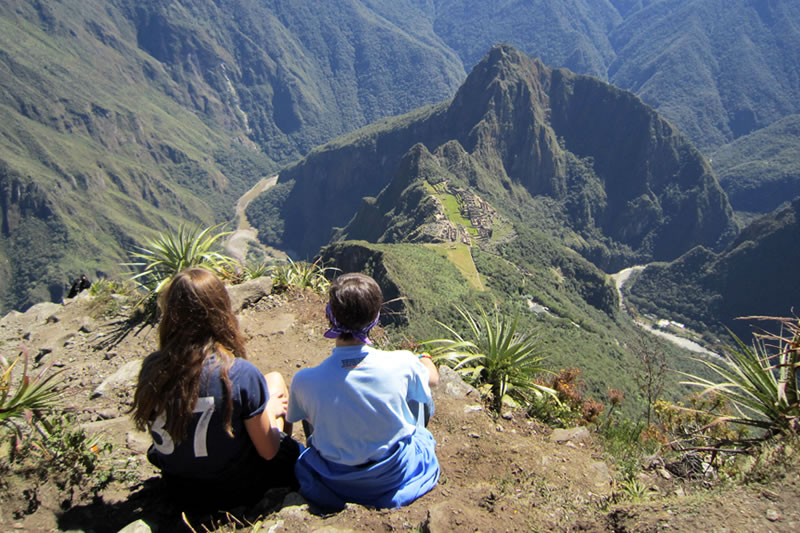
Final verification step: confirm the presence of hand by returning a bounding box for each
[266,390,288,420]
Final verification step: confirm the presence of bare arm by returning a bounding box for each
[420,356,439,388]
[244,390,286,460]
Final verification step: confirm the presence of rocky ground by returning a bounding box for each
[1,281,799,532]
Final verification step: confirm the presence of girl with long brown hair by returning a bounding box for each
[131,268,299,510]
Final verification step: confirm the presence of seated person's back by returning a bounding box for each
[131,268,300,510]
[288,272,440,510]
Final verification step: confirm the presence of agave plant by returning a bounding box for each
[241,261,271,281]
[681,316,800,438]
[126,223,235,294]
[423,307,556,412]
[269,258,337,294]
[1,350,64,440]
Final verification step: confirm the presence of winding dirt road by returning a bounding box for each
[224,175,278,263]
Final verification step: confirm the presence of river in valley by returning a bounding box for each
[610,266,719,358]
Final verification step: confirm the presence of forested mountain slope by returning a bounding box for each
[0,0,465,311]
[712,114,800,214]
[607,0,800,151]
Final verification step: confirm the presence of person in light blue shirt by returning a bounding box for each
[287,272,440,510]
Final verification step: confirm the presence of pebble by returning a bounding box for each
[766,509,780,522]
[96,409,117,420]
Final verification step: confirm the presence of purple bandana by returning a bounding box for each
[323,303,380,345]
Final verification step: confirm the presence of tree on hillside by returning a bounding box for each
[632,331,667,427]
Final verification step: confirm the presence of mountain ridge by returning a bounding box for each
[2,0,799,312]
[254,45,737,271]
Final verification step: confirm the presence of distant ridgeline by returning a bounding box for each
[627,198,800,341]
[246,45,749,403]
[4,0,800,319]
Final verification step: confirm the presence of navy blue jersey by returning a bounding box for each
[147,356,268,479]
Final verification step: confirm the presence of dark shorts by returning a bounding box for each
[160,434,301,511]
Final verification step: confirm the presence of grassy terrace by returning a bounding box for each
[425,243,484,290]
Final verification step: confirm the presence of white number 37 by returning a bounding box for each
[150,396,215,457]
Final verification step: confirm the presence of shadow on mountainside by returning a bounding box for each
[1,289,799,532]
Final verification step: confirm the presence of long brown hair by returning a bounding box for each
[131,268,246,442]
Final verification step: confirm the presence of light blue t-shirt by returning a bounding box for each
[288,345,433,466]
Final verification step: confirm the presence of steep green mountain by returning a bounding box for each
[711,114,800,214]
[246,46,743,400]
[314,162,702,407]
[417,1,800,155]
[0,0,267,310]
[608,0,800,151]
[251,45,737,271]
[627,197,800,340]
[0,0,466,311]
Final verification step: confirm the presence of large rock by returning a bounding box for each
[549,426,591,444]
[117,519,153,533]
[436,365,480,399]
[227,277,274,312]
[92,359,143,399]
[24,302,63,324]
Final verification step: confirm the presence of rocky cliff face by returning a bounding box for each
[0,165,67,309]
[262,45,737,270]
[336,144,465,245]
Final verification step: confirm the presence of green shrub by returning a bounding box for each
[600,418,660,482]
[1,350,63,442]
[126,223,235,295]
[7,413,137,507]
[269,258,336,294]
[528,368,605,427]
[424,307,557,412]
[86,278,137,318]
[681,317,800,439]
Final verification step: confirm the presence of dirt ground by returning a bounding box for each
[1,288,799,532]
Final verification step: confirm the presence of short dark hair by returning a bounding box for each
[328,273,383,339]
